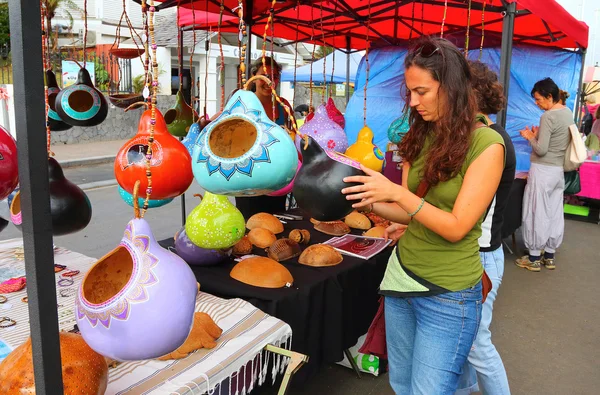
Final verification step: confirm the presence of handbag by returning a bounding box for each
[564,170,581,195]
[359,179,493,360]
[564,124,586,172]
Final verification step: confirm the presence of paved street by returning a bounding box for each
[1,164,599,394]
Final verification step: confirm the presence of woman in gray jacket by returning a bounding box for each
[516,78,573,272]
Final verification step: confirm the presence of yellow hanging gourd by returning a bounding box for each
[345,126,384,172]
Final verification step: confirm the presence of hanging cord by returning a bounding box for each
[111,0,145,93]
[465,0,473,57]
[203,0,210,117]
[189,0,197,121]
[479,0,487,60]
[143,0,160,215]
[409,1,416,41]
[237,0,247,87]
[309,5,315,110]
[440,0,448,37]
[141,0,150,101]
[270,6,276,120]
[363,0,372,127]
[218,0,225,111]
[40,0,53,157]
[330,1,337,87]
[260,0,278,121]
[320,0,326,103]
[177,1,183,91]
[83,0,88,68]
[420,0,424,36]
[292,0,300,109]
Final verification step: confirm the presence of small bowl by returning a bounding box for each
[109,48,145,59]
[109,93,144,109]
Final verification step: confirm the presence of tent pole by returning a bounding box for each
[179,27,186,227]
[8,0,64,392]
[574,49,587,126]
[497,1,516,129]
[345,36,351,104]
[245,0,254,81]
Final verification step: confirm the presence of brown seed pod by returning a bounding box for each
[232,236,252,255]
[246,212,284,234]
[289,229,311,245]
[298,244,343,267]
[344,211,371,230]
[267,238,301,262]
[248,228,277,249]
[314,220,350,236]
[363,226,387,238]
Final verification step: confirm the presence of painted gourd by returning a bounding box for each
[115,108,193,200]
[293,136,364,221]
[0,125,18,201]
[164,90,196,137]
[75,191,197,361]
[296,103,348,153]
[0,332,108,395]
[11,159,92,235]
[118,186,173,209]
[185,192,245,249]
[8,185,20,230]
[267,159,301,197]
[345,125,384,172]
[45,70,72,131]
[181,121,202,156]
[388,114,411,144]
[305,98,345,128]
[55,68,108,127]
[174,227,232,266]
[192,75,297,196]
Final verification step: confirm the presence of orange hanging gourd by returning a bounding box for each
[115,108,193,200]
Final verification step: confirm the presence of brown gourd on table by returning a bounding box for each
[246,212,284,234]
[158,312,223,360]
[248,228,277,249]
[0,332,108,394]
[299,244,343,267]
[267,239,301,262]
[230,257,293,288]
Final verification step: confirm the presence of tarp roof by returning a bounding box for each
[147,0,588,51]
[280,49,362,83]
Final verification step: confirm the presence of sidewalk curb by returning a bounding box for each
[60,155,116,169]
[79,179,118,191]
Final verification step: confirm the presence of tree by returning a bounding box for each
[0,3,9,49]
[44,0,79,51]
[314,46,334,60]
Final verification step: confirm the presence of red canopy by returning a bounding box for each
[168,0,587,51]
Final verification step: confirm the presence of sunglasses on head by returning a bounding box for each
[414,42,440,58]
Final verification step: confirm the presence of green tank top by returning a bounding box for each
[380,125,504,295]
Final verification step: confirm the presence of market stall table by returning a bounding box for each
[161,216,393,382]
[0,239,295,394]
[577,161,600,200]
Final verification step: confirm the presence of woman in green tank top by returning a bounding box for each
[342,37,505,394]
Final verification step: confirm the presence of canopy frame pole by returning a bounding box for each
[574,48,587,126]
[497,1,516,129]
[8,0,64,392]
[244,0,254,81]
[179,26,187,227]
[345,35,351,104]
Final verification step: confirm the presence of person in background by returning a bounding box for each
[586,106,600,151]
[586,95,599,120]
[517,78,573,271]
[559,89,569,105]
[295,104,309,128]
[342,37,505,394]
[235,57,296,219]
[455,61,515,395]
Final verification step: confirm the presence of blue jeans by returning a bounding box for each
[456,247,511,395]
[385,281,482,395]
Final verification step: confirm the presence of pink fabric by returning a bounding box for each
[576,162,600,200]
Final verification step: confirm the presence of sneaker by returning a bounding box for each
[542,257,556,270]
[515,256,541,272]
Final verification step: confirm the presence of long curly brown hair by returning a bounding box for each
[468,60,505,115]
[399,37,476,186]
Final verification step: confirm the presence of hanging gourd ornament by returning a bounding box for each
[388,114,411,144]
[345,126,384,172]
[0,125,19,201]
[117,186,173,209]
[55,68,108,127]
[164,90,196,137]
[75,182,197,361]
[293,136,364,221]
[46,70,72,131]
[181,121,202,156]
[192,75,297,196]
[296,103,348,154]
[115,108,193,200]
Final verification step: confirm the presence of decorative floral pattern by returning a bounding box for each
[327,140,336,149]
[76,220,159,329]
[196,97,279,181]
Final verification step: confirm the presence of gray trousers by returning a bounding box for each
[522,162,565,256]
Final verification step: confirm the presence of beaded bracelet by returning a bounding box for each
[407,198,425,217]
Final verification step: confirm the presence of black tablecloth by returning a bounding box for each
[501,178,527,239]
[159,217,392,382]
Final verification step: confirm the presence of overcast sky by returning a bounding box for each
[556,0,600,67]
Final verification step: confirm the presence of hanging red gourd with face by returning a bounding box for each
[115,108,193,200]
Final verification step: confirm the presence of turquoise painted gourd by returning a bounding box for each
[55,68,108,127]
[191,75,297,196]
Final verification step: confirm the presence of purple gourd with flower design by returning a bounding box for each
[295,103,348,154]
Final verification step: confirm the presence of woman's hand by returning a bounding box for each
[384,223,408,245]
[342,165,401,208]
[520,126,539,141]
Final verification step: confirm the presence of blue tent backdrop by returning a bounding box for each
[281,50,363,84]
[344,46,583,171]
